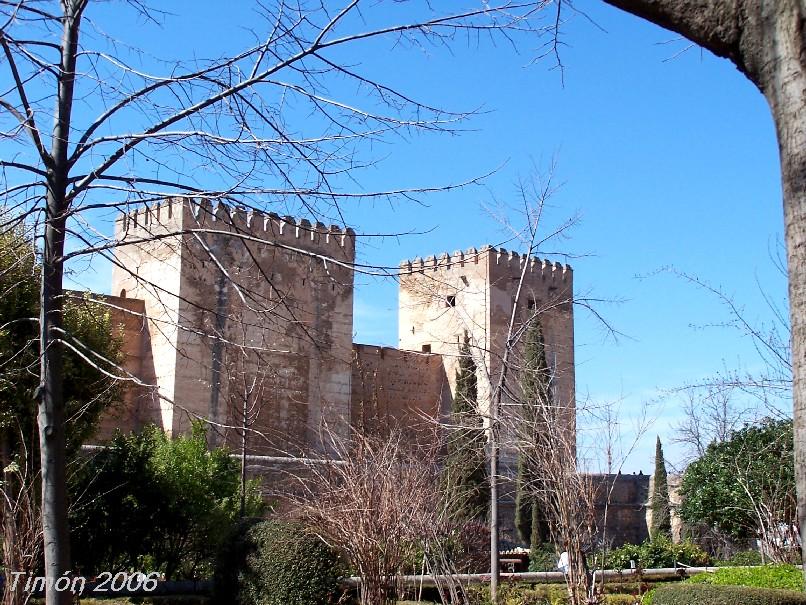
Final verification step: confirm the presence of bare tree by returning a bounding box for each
[674,388,759,464]
[509,399,599,605]
[395,167,597,603]
[0,2,559,602]
[222,336,272,516]
[1,427,41,605]
[671,266,791,408]
[287,426,469,605]
[663,265,792,463]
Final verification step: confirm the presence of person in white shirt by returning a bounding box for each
[557,551,569,574]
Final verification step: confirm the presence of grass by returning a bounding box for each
[687,564,803,591]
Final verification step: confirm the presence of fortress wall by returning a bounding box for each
[111,199,356,447]
[75,293,158,440]
[487,249,575,465]
[398,247,575,463]
[351,344,450,444]
[486,249,574,410]
[591,473,651,547]
[169,200,355,449]
[398,248,492,417]
[219,350,312,456]
[502,473,651,550]
[111,199,186,433]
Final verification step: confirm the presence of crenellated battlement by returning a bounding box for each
[119,197,182,229]
[119,198,355,252]
[399,244,572,282]
[399,245,490,273]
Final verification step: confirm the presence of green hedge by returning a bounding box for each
[650,584,806,605]
[213,519,342,605]
[602,536,710,570]
[716,550,764,567]
[687,564,803,591]
[470,584,652,605]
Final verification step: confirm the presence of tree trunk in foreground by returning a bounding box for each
[38,202,70,605]
[38,2,83,603]
[602,0,806,579]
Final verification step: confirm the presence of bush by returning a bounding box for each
[716,549,764,566]
[528,544,558,572]
[650,583,806,605]
[687,564,803,591]
[71,423,264,579]
[602,536,710,570]
[468,584,568,605]
[213,519,342,605]
[468,584,644,605]
[603,596,638,605]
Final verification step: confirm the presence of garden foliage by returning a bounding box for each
[0,224,123,459]
[679,418,795,542]
[649,437,671,539]
[649,583,806,605]
[687,564,803,591]
[601,536,710,570]
[443,342,488,521]
[70,423,263,578]
[514,319,552,548]
[213,519,342,605]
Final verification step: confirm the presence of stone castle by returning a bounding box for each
[96,197,575,457]
[89,197,650,545]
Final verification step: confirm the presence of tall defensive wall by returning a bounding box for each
[398,246,575,462]
[111,198,355,453]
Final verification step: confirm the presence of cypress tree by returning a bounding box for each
[443,342,489,521]
[515,319,552,547]
[515,453,533,544]
[650,436,672,539]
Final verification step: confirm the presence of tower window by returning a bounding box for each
[119,289,127,298]
[527,298,535,310]
[446,294,456,307]
[422,344,432,353]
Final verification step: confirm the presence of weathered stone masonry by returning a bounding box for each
[90,198,651,545]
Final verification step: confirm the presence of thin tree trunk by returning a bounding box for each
[489,420,499,603]
[39,2,83,603]
[240,395,247,517]
[38,192,70,605]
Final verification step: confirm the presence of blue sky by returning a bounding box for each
[57,1,788,472]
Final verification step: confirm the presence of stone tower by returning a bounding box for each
[398,246,575,460]
[111,198,355,454]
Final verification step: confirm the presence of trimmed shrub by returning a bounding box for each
[604,596,638,605]
[687,564,803,591]
[716,549,764,567]
[469,584,644,605]
[468,584,569,605]
[602,536,710,569]
[651,584,806,605]
[213,519,342,605]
